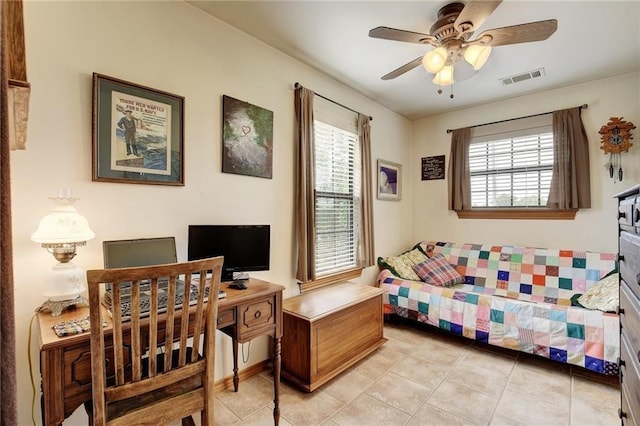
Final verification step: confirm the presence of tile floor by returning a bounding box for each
[212,320,621,426]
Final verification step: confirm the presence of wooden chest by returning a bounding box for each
[281,283,387,392]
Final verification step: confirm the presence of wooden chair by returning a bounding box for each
[86,256,223,426]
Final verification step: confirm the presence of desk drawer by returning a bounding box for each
[217,307,235,328]
[63,341,127,397]
[237,296,276,340]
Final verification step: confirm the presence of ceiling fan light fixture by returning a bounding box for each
[433,65,454,86]
[464,44,492,70]
[422,47,447,73]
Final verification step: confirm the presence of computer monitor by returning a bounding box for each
[187,225,270,281]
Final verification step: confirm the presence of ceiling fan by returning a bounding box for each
[369,0,557,97]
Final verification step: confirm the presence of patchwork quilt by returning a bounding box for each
[379,241,620,376]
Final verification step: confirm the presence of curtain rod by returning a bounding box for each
[294,82,373,121]
[445,104,588,134]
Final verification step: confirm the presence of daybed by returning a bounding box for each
[378,240,620,376]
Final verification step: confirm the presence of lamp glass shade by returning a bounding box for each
[31,200,95,244]
[32,193,95,309]
[464,45,492,70]
[432,65,454,86]
[422,47,447,73]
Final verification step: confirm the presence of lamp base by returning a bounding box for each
[39,294,88,317]
[42,261,87,302]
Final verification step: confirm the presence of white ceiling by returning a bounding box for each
[187,1,640,120]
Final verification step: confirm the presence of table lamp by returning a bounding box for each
[31,189,95,316]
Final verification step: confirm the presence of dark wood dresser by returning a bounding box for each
[617,184,640,424]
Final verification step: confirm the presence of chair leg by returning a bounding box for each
[181,416,196,426]
[84,401,93,426]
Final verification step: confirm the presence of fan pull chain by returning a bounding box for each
[435,83,454,99]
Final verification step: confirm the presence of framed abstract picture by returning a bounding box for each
[92,73,184,185]
[377,159,402,201]
[222,95,273,179]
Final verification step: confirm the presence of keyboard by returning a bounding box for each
[102,279,216,320]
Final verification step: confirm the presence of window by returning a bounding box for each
[313,98,361,276]
[469,128,553,208]
[295,85,374,288]
[449,107,589,220]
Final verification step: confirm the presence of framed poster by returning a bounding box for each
[222,95,273,179]
[377,159,402,201]
[92,73,184,185]
[421,155,446,180]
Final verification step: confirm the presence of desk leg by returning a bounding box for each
[272,336,281,425]
[40,346,65,425]
[232,338,239,392]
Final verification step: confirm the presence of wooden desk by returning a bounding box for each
[38,278,284,426]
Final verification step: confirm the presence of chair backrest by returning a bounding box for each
[87,256,223,426]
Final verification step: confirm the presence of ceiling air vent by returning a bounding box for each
[500,68,546,86]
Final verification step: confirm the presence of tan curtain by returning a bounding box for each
[0,1,18,423]
[294,86,316,282]
[547,107,591,209]
[357,114,374,267]
[8,81,29,150]
[5,0,29,151]
[447,127,471,210]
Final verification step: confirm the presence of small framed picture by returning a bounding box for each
[92,73,184,185]
[377,159,402,201]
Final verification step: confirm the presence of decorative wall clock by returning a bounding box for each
[599,117,635,182]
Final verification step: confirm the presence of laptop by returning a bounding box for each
[103,236,178,270]
[101,237,214,319]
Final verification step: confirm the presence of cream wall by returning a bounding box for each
[12,1,413,423]
[412,72,640,253]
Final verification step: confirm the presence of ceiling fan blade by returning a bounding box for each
[475,19,558,47]
[454,0,502,34]
[381,56,423,80]
[369,26,435,44]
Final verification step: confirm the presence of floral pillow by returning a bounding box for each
[413,254,464,287]
[577,272,619,313]
[378,248,428,281]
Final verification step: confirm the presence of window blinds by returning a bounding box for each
[313,97,361,276]
[469,115,553,208]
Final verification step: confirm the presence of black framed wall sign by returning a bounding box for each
[421,155,445,180]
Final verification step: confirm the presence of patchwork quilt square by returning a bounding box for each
[546,265,559,276]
